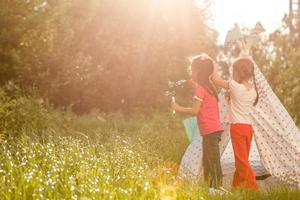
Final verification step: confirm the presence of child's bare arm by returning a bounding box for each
[212,63,229,89]
[171,100,201,116]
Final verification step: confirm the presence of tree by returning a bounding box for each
[0,0,48,84]
[1,0,217,113]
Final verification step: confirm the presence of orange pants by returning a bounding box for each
[230,124,259,192]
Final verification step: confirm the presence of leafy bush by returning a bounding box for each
[0,83,49,139]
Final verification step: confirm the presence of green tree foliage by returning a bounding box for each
[0,0,217,113]
[254,24,300,124]
[0,82,49,138]
[0,0,43,84]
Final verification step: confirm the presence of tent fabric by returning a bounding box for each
[250,59,300,187]
[178,58,300,187]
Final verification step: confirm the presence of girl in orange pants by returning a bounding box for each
[231,124,259,191]
[212,57,260,191]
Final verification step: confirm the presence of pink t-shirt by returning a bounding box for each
[193,85,223,135]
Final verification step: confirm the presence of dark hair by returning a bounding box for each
[232,58,259,106]
[191,56,218,100]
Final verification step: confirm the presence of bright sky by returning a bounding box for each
[210,0,289,43]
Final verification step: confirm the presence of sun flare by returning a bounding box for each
[211,0,288,42]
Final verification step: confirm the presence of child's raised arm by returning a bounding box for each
[212,63,229,89]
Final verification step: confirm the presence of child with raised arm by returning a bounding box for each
[212,55,259,191]
[172,55,223,189]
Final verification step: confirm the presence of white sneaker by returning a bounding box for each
[208,188,226,195]
[219,186,232,194]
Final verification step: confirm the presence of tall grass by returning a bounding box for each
[0,86,300,199]
[0,136,159,199]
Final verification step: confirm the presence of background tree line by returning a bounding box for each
[254,16,300,124]
[0,0,217,113]
[0,0,299,124]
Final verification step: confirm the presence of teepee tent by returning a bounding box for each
[178,58,300,188]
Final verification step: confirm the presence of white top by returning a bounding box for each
[227,80,256,124]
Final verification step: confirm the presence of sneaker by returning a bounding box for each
[208,187,226,195]
[219,186,232,194]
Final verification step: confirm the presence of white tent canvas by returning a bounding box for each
[178,59,300,188]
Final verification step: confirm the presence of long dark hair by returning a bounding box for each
[191,56,218,100]
[232,58,259,106]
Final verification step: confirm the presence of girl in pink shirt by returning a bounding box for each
[172,55,223,189]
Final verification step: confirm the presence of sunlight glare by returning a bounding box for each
[211,0,289,42]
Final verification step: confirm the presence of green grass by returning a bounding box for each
[0,136,158,199]
[0,90,300,199]
[1,131,300,200]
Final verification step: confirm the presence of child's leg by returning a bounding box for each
[203,133,223,188]
[245,126,253,158]
[202,135,210,184]
[231,124,259,191]
[209,132,223,188]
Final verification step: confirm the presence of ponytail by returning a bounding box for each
[253,69,259,106]
[209,77,219,101]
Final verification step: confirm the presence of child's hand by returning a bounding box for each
[171,101,180,111]
[237,39,250,57]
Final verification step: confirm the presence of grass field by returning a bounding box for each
[0,93,300,199]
